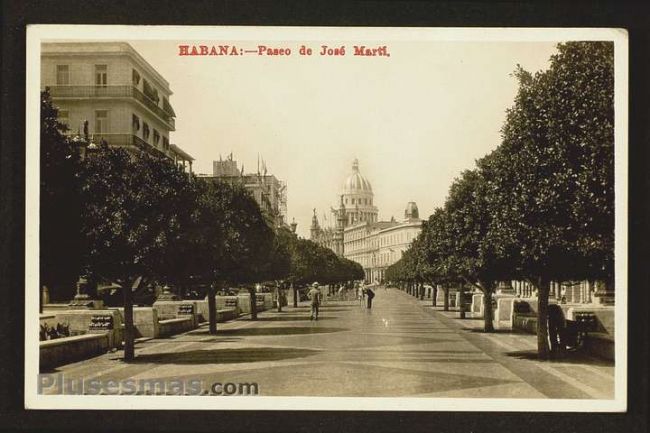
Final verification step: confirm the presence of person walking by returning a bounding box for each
[366,287,375,309]
[308,282,322,321]
[357,284,365,306]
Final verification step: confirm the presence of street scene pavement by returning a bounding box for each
[48,288,614,398]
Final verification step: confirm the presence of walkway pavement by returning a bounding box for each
[46,288,614,398]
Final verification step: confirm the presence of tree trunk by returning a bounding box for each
[432,284,437,307]
[276,286,282,312]
[419,282,425,300]
[250,288,258,320]
[443,287,450,311]
[534,278,551,359]
[482,287,495,332]
[292,283,298,308]
[207,284,217,335]
[122,279,135,361]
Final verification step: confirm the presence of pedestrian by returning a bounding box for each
[308,282,322,321]
[366,287,375,309]
[357,285,365,306]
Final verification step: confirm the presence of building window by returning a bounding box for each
[143,79,160,105]
[132,114,140,133]
[143,122,150,140]
[95,65,107,86]
[56,65,69,85]
[58,110,69,127]
[94,110,108,134]
[153,129,160,146]
[163,136,169,150]
[132,69,141,86]
[351,198,355,205]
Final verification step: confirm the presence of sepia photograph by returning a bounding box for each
[24,25,627,411]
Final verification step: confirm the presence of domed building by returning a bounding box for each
[341,158,378,225]
[311,158,423,283]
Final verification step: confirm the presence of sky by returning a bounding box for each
[129,39,559,238]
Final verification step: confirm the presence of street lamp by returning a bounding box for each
[71,120,98,161]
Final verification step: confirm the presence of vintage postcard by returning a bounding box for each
[25,25,628,411]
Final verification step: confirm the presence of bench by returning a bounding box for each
[158,317,196,338]
[40,333,110,370]
[512,301,538,334]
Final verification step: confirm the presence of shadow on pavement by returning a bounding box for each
[195,327,348,337]
[465,329,518,334]
[154,337,242,343]
[505,350,614,366]
[131,347,320,364]
[252,316,337,322]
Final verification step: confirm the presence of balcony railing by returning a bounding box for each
[91,133,169,159]
[47,85,175,130]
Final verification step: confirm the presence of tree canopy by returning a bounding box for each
[385,42,615,355]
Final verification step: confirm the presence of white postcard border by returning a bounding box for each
[25,25,628,412]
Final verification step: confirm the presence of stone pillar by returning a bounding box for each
[42,285,50,307]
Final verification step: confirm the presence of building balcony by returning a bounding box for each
[91,133,169,159]
[47,85,175,131]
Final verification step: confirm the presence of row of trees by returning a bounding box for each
[40,88,363,360]
[386,42,615,359]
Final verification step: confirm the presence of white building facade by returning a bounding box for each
[41,42,193,168]
[311,158,423,283]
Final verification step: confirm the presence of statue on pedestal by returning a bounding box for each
[69,275,103,309]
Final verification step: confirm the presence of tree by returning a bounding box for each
[484,42,614,358]
[185,178,276,330]
[40,89,83,304]
[80,144,194,360]
[443,165,513,331]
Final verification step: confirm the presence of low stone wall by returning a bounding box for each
[41,309,124,349]
[153,300,188,320]
[471,293,484,317]
[435,289,459,308]
[263,293,274,310]
[216,296,240,314]
[217,308,238,323]
[40,333,110,370]
[492,296,520,330]
[237,294,252,315]
[194,300,209,323]
[564,306,615,336]
[116,307,159,339]
[159,317,196,338]
[42,304,72,312]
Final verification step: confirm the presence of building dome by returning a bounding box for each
[404,201,419,220]
[343,159,373,193]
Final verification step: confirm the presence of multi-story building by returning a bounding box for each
[203,156,287,228]
[311,158,422,282]
[41,42,193,169]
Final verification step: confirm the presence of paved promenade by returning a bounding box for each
[47,288,614,398]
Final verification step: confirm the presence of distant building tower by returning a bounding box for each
[404,202,419,220]
[310,208,320,240]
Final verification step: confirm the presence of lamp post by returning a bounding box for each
[71,120,98,161]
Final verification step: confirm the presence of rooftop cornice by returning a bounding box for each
[42,42,172,94]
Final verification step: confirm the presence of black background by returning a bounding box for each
[1,1,648,432]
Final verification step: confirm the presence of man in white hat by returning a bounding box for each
[308,282,322,321]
